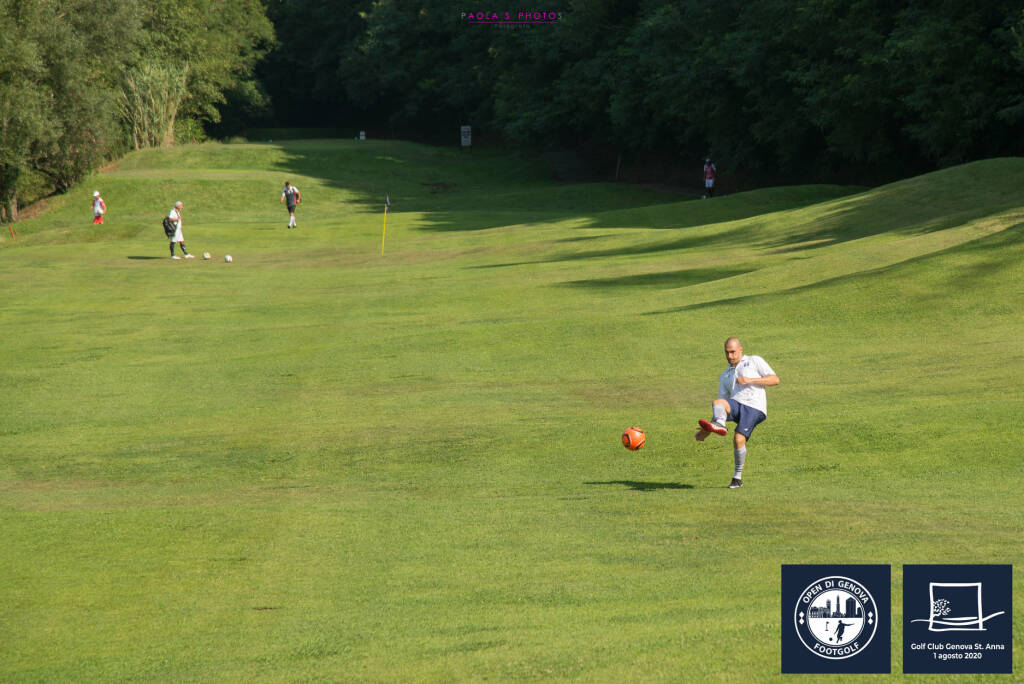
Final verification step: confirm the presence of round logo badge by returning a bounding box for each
[794,575,878,659]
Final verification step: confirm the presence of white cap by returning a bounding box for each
[174,201,183,207]
[93,191,100,197]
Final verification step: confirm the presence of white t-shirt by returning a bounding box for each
[718,354,776,415]
[168,208,183,241]
[93,197,105,215]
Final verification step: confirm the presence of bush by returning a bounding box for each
[174,118,208,145]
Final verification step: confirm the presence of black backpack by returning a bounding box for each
[162,216,175,237]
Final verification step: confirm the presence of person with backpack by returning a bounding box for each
[280,181,301,228]
[166,201,193,259]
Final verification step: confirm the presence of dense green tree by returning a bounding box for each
[118,60,190,149]
[491,0,633,148]
[0,0,275,215]
[256,0,372,127]
[338,0,495,138]
[130,0,274,141]
[0,1,53,220]
[886,1,1024,165]
[8,0,1023,212]
[608,2,765,171]
[0,0,132,212]
[28,0,138,191]
[346,3,1020,181]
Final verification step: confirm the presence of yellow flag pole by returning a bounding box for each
[380,194,391,255]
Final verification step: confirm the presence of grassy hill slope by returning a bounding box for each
[1,142,1021,681]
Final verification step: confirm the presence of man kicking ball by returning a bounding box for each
[696,337,779,489]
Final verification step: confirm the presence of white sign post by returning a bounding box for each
[460,125,472,148]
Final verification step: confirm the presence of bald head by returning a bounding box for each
[724,337,743,367]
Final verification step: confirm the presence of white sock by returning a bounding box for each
[713,405,727,426]
[733,446,746,479]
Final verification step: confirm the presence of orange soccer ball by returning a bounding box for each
[622,426,646,451]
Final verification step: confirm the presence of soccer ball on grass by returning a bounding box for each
[622,426,646,450]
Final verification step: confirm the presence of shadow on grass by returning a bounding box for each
[645,220,1024,315]
[538,177,1020,266]
[562,265,759,290]
[585,480,694,491]
[412,188,850,234]
[126,256,164,260]
[468,226,752,270]
[268,141,858,234]
[258,143,1024,268]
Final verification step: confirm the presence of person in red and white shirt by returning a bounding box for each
[92,191,106,224]
[702,158,717,198]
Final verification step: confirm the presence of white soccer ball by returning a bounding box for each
[202,252,211,260]
[224,254,233,263]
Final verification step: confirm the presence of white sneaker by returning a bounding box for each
[184,253,195,259]
[171,255,182,260]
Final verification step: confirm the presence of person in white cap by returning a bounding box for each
[167,201,194,259]
[92,191,106,225]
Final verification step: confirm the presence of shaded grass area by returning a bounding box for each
[563,265,760,290]
[1,143,1022,681]
[4,141,862,245]
[650,219,1024,315]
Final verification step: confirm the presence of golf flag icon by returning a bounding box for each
[911,582,1006,631]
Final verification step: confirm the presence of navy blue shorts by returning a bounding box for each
[727,399,766,439]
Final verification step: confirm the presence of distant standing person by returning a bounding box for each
[92,191,106,224]
[281,181,301,228]
[695,337,779,488]
[167,201,193,259]
[703,158,717,198]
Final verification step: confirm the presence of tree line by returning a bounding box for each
[0,0,272,221]
[4,1,1024,219]
[255,0,1024,186]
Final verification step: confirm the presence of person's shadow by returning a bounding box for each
[126,256,164,260]
[584,481,694,491]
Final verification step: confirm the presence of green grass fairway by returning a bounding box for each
[2,141,1022,681]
